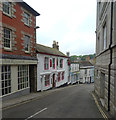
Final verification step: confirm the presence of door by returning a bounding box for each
[52,74,55,88]
[100,72,105,99]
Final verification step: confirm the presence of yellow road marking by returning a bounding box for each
[91,93,108,119]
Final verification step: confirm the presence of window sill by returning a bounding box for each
[25,51,30,54]
[3,12,12,18]
[45,84,50,87]
[4,47,12,52]
[24,23,30,28]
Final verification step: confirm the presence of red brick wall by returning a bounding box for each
[1,2,36,57]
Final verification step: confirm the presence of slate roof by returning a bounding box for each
[78,61,93,67]
[19,2,40,16]
[36,44,67,57]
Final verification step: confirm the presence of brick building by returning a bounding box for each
[95,1,116,118]
[0,1,40,100]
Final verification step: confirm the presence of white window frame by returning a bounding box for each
[3,27,12,50]
[18,65,29,90]
[2,2,12,17]
[24,12,30,26]
[1,65,11,96]
[24,35,30,53]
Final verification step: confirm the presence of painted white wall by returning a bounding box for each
[37,53,69,91]
[79,66,94,83]
[71,63,79,73]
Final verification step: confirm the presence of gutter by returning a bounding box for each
[108,1,113,111]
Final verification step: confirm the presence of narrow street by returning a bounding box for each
[2,84,103,119]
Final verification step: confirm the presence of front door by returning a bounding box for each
[52,74,55,88]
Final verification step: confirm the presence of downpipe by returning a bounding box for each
[108,1,113,112]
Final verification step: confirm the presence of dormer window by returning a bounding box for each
[3,2,11,16]
[24,12,30,26]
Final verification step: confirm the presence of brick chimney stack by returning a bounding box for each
[52,40,59,50]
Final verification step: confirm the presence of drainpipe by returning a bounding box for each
[108,1,113,111]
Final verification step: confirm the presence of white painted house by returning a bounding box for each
[79,61,94,84]
[70,62,80,84]
[36,41,69,91]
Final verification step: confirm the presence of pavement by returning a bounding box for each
[2,83,112,119]
[2,85,71,110]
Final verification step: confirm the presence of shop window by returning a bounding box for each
[18,65,29,90]
[1,65,11,96]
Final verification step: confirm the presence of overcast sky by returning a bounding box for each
[24,0,96,56]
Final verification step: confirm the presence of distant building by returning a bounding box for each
[94,1,116,118]
[36,41,69,91]
[0,1,40,100]
[70,62,79,84]
[79,61,94,84]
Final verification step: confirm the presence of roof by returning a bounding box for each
[19,2,40,16]
[36,44,68,58]
[78,61,93,67]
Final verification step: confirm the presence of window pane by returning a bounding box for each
[24,35,30,52]
[3,2,11,15]
[24,12,30,25]
[3,28,11,48]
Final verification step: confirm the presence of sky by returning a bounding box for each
[24,0,96,56]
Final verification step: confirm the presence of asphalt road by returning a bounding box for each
[2,84,103,119]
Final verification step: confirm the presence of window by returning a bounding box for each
[57,58,58,67]
[50,59,52,67]
[60,59,63,68]
[97,36,100,53]
[85,69,87,74]
[62,72,64,80]
[1,65,11,96]
[103,23,107,49]
[3,27,11,49]
[3,2,11,16]
[58,72,61,82]
[24,12,30,26]
[53,58,55,69]
[18,65,29,90]
[24,35,30,52]
[44,57,49,70]
[45,74,50,86]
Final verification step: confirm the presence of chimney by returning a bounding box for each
[52,40,59,50]
[66,52,70,57]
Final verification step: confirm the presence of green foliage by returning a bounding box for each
[70,54,95,62]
